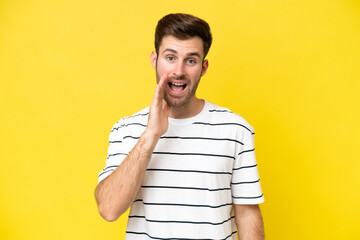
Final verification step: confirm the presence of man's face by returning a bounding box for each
[151,35,208,108]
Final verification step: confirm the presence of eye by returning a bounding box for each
[167,56,174,61]
[187,59,196,64]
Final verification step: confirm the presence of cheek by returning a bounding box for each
[157,61,171,74]
[189,67,203,78]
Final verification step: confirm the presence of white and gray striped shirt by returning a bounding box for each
[98,100,264,240]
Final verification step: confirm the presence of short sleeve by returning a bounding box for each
[98,119,130,183]
[231,133,264,204]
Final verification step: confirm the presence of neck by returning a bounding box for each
[169,98,205,119]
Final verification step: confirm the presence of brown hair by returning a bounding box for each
[155,13,212,59]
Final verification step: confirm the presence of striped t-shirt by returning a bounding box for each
[98,100,264,240]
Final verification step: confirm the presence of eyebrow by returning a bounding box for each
[162,48,201,58]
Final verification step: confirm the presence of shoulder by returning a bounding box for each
[115,106,149,124]
[109,106,149,134]
[205,101,255,135]
[121,107,149,122]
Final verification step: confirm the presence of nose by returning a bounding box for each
[172,61,185,78]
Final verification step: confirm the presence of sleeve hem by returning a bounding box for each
[232,196,265,205]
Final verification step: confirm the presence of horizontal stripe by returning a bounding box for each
[147,168,232,175]
[237,148,255,156]
[123,112,149,119]
[106,152,128,159]
[128,215,235,226]
[123,135,140,139]
[126,230,237,240]
[161,136,243,145]
[111,123,147,132]
[133,199,233,209]
[192,122,254,134]
[123,135,243,145]
[231,179,260,185]
[141,185,231,192]
[102,164,119,172]
[233,164,257,171]
[108,140,122,143]
[98,169,114,177]
[153,151,235,160]
[208,109,232,113]
[232,194,263,199]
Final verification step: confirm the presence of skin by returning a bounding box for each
[95,35,264,239]
[235,204,265,239]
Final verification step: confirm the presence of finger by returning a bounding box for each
[158,73,168,88]
[157,73,168,96]
[153,73,168,103]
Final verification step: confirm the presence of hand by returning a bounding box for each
[145,74,170,140]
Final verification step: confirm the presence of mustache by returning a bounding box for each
[167,76,187,81]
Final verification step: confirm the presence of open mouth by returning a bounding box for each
[168,82,187,93]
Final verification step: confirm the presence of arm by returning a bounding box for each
[94,74,170,222]
[235,204,265,240]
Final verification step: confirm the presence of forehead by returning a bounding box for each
[159,35,204,58]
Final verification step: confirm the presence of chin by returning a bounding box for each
[164,95,189,108]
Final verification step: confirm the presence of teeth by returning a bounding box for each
[172,83,185,86]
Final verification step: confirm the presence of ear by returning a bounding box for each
[201,59,209,77]
[150,51,157,69]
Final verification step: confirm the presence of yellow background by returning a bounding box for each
[1,0,359,239]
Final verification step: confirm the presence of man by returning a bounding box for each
[95,13,265,239]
